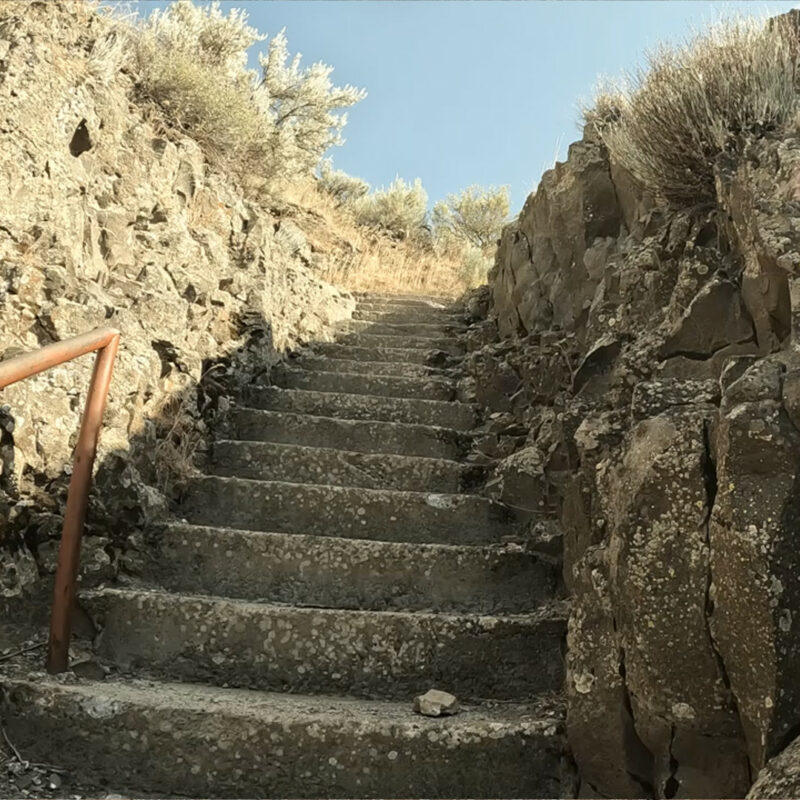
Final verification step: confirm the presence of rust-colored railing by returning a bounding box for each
[0,328,120,673]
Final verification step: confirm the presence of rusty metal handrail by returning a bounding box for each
[0,327,120,674]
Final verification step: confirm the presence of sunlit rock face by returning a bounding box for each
[0,1,353,596]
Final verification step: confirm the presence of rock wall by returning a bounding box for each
[480,122,800,796]
[0,2,353,599]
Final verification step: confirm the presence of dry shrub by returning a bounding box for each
[280,181,476,298]
[352,177,429,239]
[151,390,204,497]
[129,1,364,186]
[134,44,271,179]
[588,15,800,205]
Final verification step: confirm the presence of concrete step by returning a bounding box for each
[152,523,556,613]
[83,588,566,701]
[210,440,467,492]
[338,332,463,353]
[353,307,465,324]
[294,355,445,379]
[241,388,476,429]
[1,678,564,798]
[272,367,455,401]
[356,292,454,306]
[340,320,466,338]
[180,476,529,545]
[227,408,470,459]
[309,342,448,365]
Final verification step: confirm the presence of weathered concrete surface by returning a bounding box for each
[228,408,471,459]
[309,342,443,364]
[210,440,468,492]
[151,523,556,613]
[0,678,564,799]
[244,386,476,428]
[272,366,455,401]
[338,332,463,354]
[353,307,465,324]
[294,355,446,378]
[180,476,528,544]
[84,588,565,701]
[339,320,467,338]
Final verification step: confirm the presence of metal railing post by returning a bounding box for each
[46,334,119,673]
[0,328,120,674]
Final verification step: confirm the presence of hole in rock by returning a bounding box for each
[69,119,93,157]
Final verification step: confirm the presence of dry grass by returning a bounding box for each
[587,15,800,205]
[279,180,480,298]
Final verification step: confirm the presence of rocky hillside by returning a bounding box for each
[0,1,356,601]
[471,51,800,798]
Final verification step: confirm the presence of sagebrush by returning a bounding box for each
[317,159,370,206]
[587,15,800,205]
[131,1,365,184]
[353,177,429,239]
[433,185,510,249]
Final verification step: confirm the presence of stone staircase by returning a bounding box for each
[1,293,565,798]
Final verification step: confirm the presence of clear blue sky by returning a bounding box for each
[128,1,800,214]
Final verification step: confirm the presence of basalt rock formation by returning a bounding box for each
[472,120,800,797]
[0,1,353,604]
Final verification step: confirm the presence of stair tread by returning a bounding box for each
[210,439,469,492]
[0,678,563,798]
[87,585,566,624]
[241,388,476,428]
[337,332,462,351]
[83,587,566,700]
[273,367,455,401]
[292,355,449,377]
[1,675,563,722]
[309,342,456,364]
[180,474,528,546]
[144,520,558,613]
[228,408,471,459]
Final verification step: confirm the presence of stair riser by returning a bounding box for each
[243,388,476,429]
[310,343,448,364]
[153,525,557,613]
[272,369,455,401]
[1,681,563,799]
[353,308,464,324]
[228,409,469,459]
[181,477,528,545]
[339,333,463,354]
[211,441,464,492]
[356,294,453,306]
[86,591,566,701]
[341,320,466,338]
[295,357,443,379]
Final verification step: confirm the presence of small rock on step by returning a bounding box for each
[414,688,459,717]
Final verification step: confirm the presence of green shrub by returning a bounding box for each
[354,177,429,238]
[588,16,800,205]
[131,1,365,183]
[459,244,494,287]
[318,159,370,206]
[432,185,510,249]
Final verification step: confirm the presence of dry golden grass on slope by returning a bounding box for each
[279,180,477,299]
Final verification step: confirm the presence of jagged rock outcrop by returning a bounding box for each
[0,2,353,598]
[476,118,800,797]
